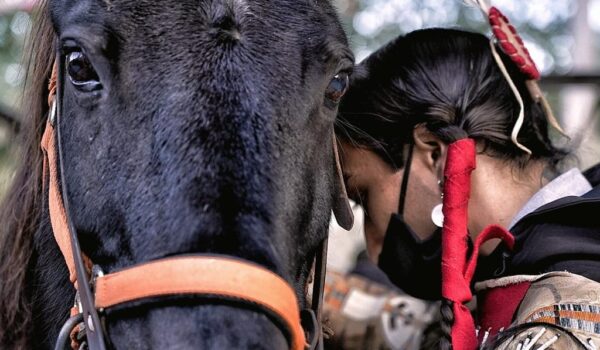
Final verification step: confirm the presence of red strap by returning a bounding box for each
[41,120,78,283]
[465,225,514,284]
[94,256,307,350]
[42,64,80,283]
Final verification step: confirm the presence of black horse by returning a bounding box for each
[0,0,354,348]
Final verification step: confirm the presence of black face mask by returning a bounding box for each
[377,144,443,300]
[378,214,442,300]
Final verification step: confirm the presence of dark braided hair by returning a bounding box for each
[335,28,569,348]
[439,300,455,350]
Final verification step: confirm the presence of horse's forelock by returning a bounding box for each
[0,1,55,347]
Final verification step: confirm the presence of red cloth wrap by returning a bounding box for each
[441,139,478,350]
[465,225,514,284]
[441,140,517,349]
[476,281,531,341]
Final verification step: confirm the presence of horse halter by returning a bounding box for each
[44,51,350,350]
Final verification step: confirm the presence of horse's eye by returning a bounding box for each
[325,73,349,106]
[66,51,101,91]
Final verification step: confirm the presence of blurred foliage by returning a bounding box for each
[0,1,597,109]
[0,1,598,197]
[0,11,28,196]
[0,11,28,109]
[0,121,15,196]
[334,0,600,73]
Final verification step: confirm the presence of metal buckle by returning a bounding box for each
[91,265,105,313]
[49,99,57,126]
[74,291,83,314]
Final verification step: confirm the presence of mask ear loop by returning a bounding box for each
[397,143,415,215]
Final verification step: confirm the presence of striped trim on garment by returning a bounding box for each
[525,304,600,335]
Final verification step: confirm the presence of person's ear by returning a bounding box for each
[413,124,447,177]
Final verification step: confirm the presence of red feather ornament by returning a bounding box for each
[488,6,540,80]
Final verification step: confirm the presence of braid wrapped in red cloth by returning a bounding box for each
[438,4,566,346]
[440,139,517,349]
[441,139,478,350]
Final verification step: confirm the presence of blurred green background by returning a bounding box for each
[337,0,599,71]
[0,3,31,195]
[0,0,599,197]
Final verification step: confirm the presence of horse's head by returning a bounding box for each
[0,0,354,348]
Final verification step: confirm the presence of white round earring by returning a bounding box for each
[431,204,444,228]
[431,179,444,228]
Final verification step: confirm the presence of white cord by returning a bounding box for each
[489,39,532,155]
[481,328,491,346]
[535,334,560,350]
[523,328,546,350]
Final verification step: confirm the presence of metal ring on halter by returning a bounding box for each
[55,313,83,350]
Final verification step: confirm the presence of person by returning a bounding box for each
[335,28,600,348]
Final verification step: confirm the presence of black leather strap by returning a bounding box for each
[55,51,108,350]
[300,309,320,350]
[310,238,328,349]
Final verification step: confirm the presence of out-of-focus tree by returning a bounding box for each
[334,0,600,75]
[561,0,600,168]
[0,11,29,110]
[0,7,30,194]
[0,0,598,170]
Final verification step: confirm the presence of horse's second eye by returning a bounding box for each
[66,51,101,91]
[325,73,349,106]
